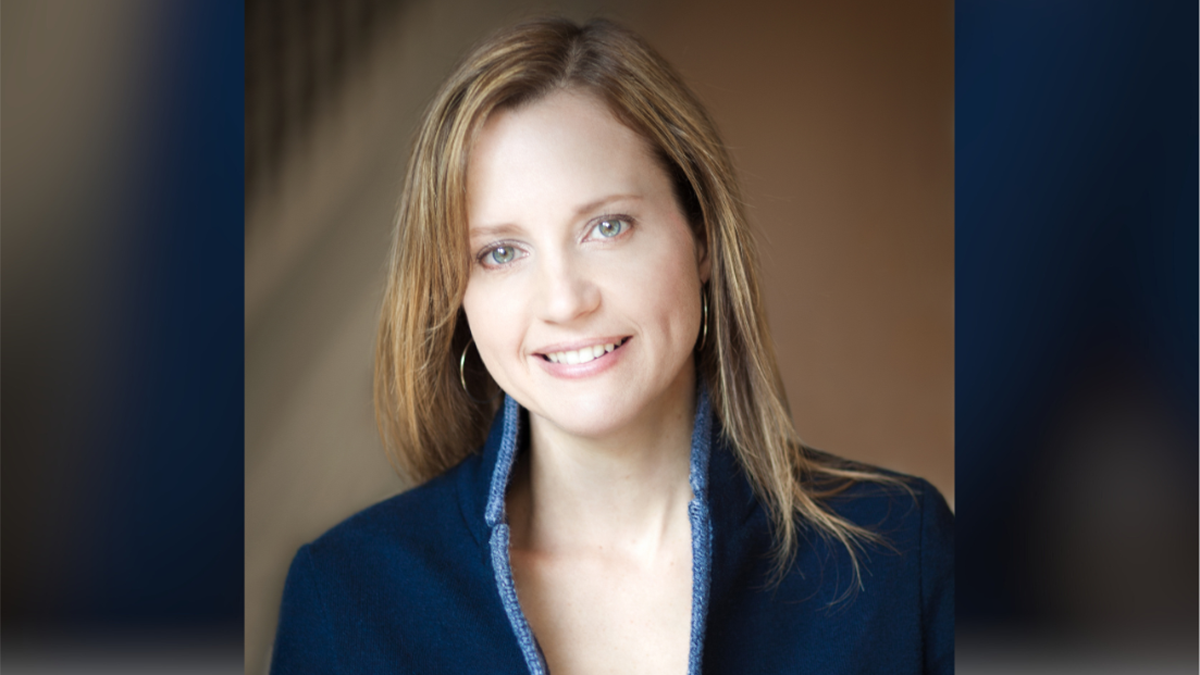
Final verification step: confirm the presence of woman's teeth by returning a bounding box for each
[545,339,624,364]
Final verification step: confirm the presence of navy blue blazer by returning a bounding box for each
[271,389,954,673]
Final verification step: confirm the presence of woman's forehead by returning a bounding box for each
[466,90,667,228]
[476,89,654,168]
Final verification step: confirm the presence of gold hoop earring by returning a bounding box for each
[459,339,473,393]
[698,287,709,351]
[459,338,501,404]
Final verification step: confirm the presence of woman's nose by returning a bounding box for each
[535,254,600,325]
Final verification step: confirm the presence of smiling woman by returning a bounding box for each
[270,17,952,675]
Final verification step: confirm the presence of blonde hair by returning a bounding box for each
[375,17,900,586]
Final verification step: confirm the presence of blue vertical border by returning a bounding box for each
[956,0,1197,635]
[74,0,246,627]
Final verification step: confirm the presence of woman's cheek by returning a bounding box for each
[470,278,525,369]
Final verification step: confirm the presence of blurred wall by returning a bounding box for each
[244,1,952,672]
[3,1,245,671]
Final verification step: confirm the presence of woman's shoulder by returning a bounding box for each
[300,452,489,574]
[705,446,955,673]
[801,450,954,675]
[804,447,952,518]
[270,452,530,673]
[799,446,954,564]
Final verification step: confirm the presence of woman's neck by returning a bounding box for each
[507,372,698,560]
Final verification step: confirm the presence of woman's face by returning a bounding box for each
[462,89,709,441]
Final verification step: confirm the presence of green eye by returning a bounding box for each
[596,219,626,238]
[489,246,516,264]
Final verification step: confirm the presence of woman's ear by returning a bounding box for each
[696,228,711,284]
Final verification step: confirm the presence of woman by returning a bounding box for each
[271,17,953,674]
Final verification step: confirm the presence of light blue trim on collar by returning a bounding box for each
[686,385,714,675]
[490,524,548,674]
[484,395,521,529]
[484,395,547,673]
[485,388,715,675]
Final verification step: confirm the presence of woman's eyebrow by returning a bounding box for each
[469,223,524,240]
[573,193,642,217]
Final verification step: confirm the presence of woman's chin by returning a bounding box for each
[523,381,695,444]
[524,394,647,442]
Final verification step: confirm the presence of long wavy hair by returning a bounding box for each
[375,17,898,585]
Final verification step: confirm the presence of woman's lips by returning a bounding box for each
[540,337,628,364]
[535,337,630,378]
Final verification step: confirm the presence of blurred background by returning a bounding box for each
[244,1,952,673]
[3,1,244,673]
[955,1,1196,672]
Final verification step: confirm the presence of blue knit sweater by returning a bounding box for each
[270,391,954,673]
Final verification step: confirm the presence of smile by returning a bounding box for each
[541,337,628,364]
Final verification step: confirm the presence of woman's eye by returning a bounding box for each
[488,246,517,265]
[593,218,628,239]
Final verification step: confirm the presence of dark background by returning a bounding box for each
[0,0,1194,672]
[955,1,1197,670]
[2,0,245,672]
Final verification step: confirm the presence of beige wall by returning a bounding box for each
[640,0,955,498]
[245,1,952,672]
